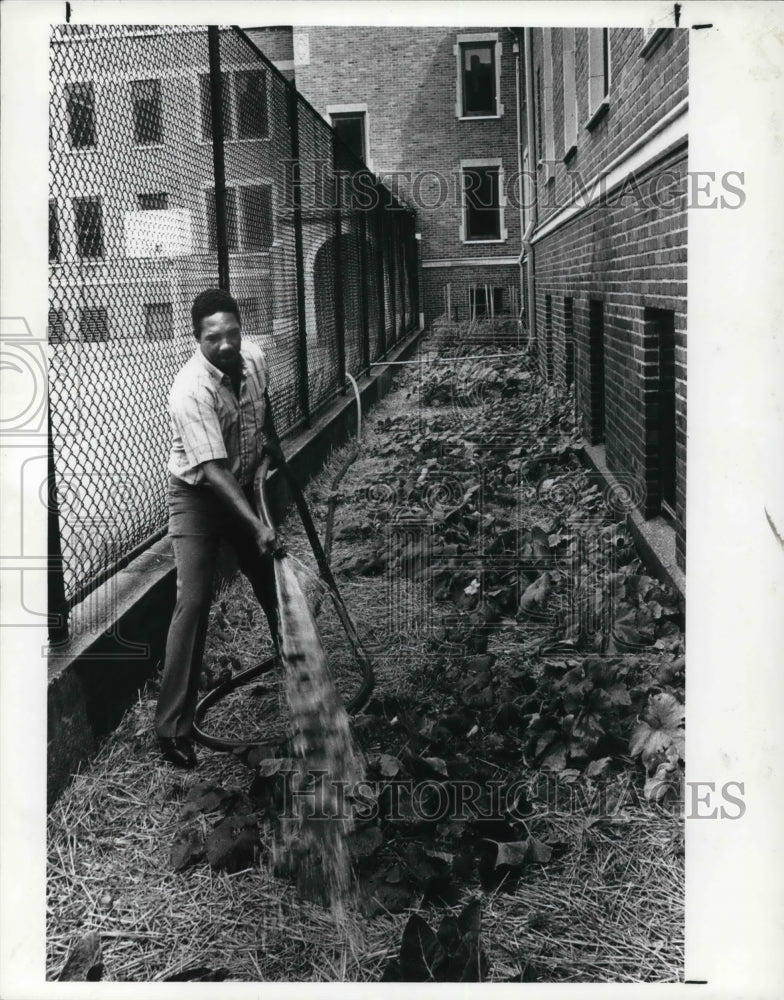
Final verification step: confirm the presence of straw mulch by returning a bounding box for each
[46,348,684,983]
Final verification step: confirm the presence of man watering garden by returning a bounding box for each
[155,288,281,768]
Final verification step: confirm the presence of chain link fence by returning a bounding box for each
[48,24,419,637]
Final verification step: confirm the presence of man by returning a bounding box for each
[156,288,281,768]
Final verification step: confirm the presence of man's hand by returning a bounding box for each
[254,522,278,556]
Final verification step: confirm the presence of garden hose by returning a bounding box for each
[193,375,374,752]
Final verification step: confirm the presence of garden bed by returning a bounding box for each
[47,334,684,983]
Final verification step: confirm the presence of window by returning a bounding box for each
[199,69,268,141]
[330,111,367,163]
[80,306,109,343]
[461,42,495,115]
[73,196,105,258]
[144,302,174,341]
[544,294,553,381]
[66,81,96,148]
[455,34,503,118]
[562,29,578,158]
[131,78,163,145]
[541,29,555,172]
[564,297,575,388]
[644,308,677,516]
[137,192,169,210]
[48,308,67,345]
[206,183,273,253]
[238,185,274,250]
[462,163,505,242]
[234,69,268,139]
[587,28,611,125]
[49,202,60,262]
[587,299,605,442]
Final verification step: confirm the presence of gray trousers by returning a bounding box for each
[154,475,278,738]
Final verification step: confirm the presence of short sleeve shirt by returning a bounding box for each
[167,340,270,486]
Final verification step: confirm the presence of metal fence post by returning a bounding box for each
[375,196,386,358]
[387,200,398,346]
[208,26,230,292]
[358,206,371,374]
[410,214,421,330]
[48,404,69,644]
[332,134,347,393]
[287,83,311,425]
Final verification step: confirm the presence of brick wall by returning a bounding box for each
[285,27,522,324]
[533,147,687,569]
[531,27,689,225]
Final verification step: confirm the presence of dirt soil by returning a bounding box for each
[47,331,685,983]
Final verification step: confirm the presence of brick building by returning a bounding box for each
[248,25,523,327]
[248,24,688,575]
[518,27,688,574]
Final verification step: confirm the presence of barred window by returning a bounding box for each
[137,192,169,210]
[80,306,109,342]
[131,78,163,145]
[144,302,174,340]
[73,196,105,258]
[66,81,96,148]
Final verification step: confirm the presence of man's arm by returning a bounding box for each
[200,459,277,555]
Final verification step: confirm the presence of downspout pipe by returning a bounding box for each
[522,27,538,350]
[513,32,525,335]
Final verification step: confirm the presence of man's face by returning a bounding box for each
[197,310,242,374]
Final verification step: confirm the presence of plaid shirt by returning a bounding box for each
[168,340,270,486]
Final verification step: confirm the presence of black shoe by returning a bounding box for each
[158,736,197,769]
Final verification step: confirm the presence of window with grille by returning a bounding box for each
[80,306,109,342]
[143,302,174,340]
[199,69,268,141]
[131,78,163,145]
[66,81,96,148]
[73,196,105,258]
[137,192,169,210]
[49,201,60,262]
[463,165,502,241]
[460,42,496,116]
